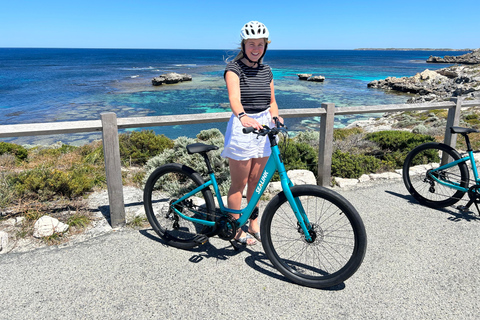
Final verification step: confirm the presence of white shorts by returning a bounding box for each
[221,109,274,161]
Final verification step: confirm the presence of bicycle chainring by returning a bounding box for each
[467,185,480,204]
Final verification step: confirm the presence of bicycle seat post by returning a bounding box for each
[463,133,473,152]
[200,152,214,174]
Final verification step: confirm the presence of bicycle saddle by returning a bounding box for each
[186,143,219,154]
[450,127,479,134]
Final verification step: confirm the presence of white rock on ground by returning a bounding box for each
[33,216,69,238]
[0,231,8,253]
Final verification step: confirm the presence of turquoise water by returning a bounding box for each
[0,48,465,145]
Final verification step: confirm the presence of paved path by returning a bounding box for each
[1,180,479,319]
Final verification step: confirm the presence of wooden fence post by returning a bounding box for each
[443,97,462,147]
[100,112,126,228]
[317,103,336,186]
[441,98,462,165]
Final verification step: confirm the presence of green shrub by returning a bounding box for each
[281,139,318,176]
[119,130,174,166]
[365,131,435,168]
[8,165,96,200]
[366,131,434,151]
[331,150,382,179]
[144,129,230,195]
[37,144,77,157]
[333,127,364,141]
[0,142,28,162]
[292,130,320,147]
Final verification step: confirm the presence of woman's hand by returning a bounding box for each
[239,115,263,130]
[274,115,284,126]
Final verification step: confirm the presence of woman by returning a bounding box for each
[221,21,283,246]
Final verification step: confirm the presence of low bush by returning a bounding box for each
[281,138,318,176]
[365,131,435,168]
[119,130,174,166]
[8,165,97,200]
[331,150,382,179]
[0,142,28,162]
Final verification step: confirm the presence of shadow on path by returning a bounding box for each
[138,229,346,291]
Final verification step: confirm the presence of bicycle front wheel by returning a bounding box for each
[403,142,469,208]
[143,163,216,250]
[261,185,367,289]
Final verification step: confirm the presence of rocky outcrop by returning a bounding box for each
[297,74,325,82]
[427,49,480,65]
[152,72,192,86]
[367,65,480,103]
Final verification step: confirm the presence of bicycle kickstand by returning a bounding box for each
[457,199,480,216]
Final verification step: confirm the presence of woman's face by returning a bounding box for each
[244,39,266,62]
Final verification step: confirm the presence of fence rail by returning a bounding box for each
[1,98,479,227]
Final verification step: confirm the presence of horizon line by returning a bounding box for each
[0,47,474,51]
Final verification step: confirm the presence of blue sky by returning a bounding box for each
[1,0,478,49]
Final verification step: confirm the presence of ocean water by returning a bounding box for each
[0,48,467,145]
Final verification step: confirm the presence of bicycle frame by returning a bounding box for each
[170,131,314,241]
[429,149,480,191]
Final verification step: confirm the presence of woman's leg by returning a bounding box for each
[227,158,256,244]
[245,157,268,235]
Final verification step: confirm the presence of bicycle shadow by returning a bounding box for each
[384,190,480,222]
[138,229,346,291]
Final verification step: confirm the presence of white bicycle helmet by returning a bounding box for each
[241,21,269,40]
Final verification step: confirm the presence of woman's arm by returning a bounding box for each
[225,70,262,129]
[268,80,284,124]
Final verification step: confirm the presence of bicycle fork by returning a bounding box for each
[280,174,314,242]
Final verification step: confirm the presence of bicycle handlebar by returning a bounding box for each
[242,117,286,136]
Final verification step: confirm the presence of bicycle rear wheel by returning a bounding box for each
[403,142,469,208]
[143,163,216,250]
[261,185,367,289]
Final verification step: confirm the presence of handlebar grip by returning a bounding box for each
[242,127,255,134]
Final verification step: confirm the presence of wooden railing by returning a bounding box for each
[1,98,478,227]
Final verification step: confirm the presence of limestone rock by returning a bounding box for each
[367,63,480,103]
[33,216,69,238]
[334,177,359,188]
[152,72,192,86]
[288,169,317,185]
[427,49,480,65]
[297,74,312,80]
[307,75,325,82]
[0,231,8,253]
[297,74,325,82]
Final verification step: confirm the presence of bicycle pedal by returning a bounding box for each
[457,205,470,212]
[193,234,209,245]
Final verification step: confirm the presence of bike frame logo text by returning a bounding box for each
[256,171,269,194]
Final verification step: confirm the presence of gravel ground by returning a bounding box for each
[1,180,479,319]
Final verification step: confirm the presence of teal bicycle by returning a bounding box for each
[143,119,367,288]
[403,126,480,213]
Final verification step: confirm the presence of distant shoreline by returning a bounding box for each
[355,48,472,51]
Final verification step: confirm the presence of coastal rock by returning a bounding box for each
[367,64,480,103]
[427,49,480,65]
[152,72,192,86]
[0,231,8,253]
[307,75,325,82]
[33,216,69,238]
[297,74,325,82]
[297,74,312,80]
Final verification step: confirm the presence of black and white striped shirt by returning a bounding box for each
[225,60,273,113]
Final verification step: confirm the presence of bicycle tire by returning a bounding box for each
[403,142,469,208]
[260,185,367,289]
[143,163,216,250]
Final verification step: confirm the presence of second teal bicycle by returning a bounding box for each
[144,119,367,288]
